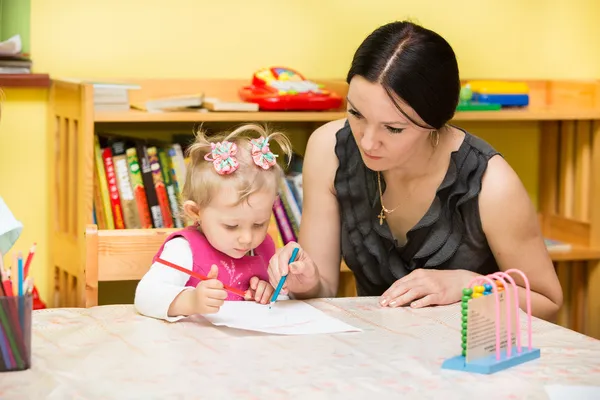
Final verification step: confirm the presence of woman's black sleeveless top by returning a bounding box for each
[333,121,501,296]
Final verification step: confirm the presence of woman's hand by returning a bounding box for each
[268,242,321,297]
[245,277,274,304]
[380,269,479,308]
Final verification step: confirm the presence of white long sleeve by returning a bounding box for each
[134,237,194,322]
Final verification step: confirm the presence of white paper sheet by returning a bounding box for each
[203,300,361,335]
[545,385,600,400]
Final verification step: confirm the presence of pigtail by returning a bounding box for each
[186,125,213,164]
[265,130,293,168]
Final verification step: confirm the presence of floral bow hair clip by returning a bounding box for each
[204,141,239,175]
[250,137,278,170]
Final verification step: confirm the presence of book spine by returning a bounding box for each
[112,150,141,229]
[92,164,107,230]
[147,146,174,228]
[136,142,163,228]
[280,176,301,227]
[268,212,284,248]
[272,196,296,244]
[102,147,126,229]
[172,144,187,189]
[94,136,114,229]
[126,148,153,229]
[158,148,184,228]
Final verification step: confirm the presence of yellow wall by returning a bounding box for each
[0,89,48,300]
[1,0,598,303]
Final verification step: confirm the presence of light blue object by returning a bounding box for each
[270,247,299,304]
[441,346,541,374]
[0,196,23,255]
[472,93,529,107]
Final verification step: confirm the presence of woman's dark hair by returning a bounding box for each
[347,21,460,130]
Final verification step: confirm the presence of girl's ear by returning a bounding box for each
[183,201,202,221]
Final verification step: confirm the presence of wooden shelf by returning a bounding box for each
[0,74,50,88]
[548,246,600,262]
[95,109,346,123]
[94,106,600,123]
[49,77,600,338]
[453,107,600,121]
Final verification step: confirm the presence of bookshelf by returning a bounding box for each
[48,78,600,338]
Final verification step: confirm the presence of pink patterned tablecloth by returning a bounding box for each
[0,297,599,399]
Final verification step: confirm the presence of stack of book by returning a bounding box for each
[0,35,31,74]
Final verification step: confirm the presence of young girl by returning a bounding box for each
[134,123,292,322]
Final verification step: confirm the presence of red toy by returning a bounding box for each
[238,67,343,111]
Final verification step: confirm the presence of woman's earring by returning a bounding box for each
[430,130,440,147]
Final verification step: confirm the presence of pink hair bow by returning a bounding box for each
[204,141,239,175]
[250,138,278,170]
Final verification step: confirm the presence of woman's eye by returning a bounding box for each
[253,223,266,228]
[347,108,362,119]
[386,126,404,134]
[224,225,237,230]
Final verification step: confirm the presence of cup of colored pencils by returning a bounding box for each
[0,247,35,372]
[0,293,32,372]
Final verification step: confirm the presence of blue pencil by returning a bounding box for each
[270,247,299,305]
[17,253,24,333]
[17,253,23,298]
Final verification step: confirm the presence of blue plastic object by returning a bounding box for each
[472,93,529,107]
[441,346,540,374]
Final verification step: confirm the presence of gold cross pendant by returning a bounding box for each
[378,209,385,225]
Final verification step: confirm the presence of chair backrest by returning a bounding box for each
[85,224,178,307]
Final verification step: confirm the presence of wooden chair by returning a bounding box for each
[84,224,357,308]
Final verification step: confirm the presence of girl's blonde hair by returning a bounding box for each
[182,123,292,214]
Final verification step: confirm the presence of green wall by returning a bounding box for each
[0,0,30,53]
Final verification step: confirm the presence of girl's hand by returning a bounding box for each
[194,265,228,314]
[267,242,321,297]
[245,277,274,304]
[380,269,479,308]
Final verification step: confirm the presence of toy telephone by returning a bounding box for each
[238,67,343,111]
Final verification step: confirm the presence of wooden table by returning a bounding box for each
[1,297,599,399]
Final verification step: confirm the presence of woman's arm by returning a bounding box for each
[479,156,563,321]
[292,119,346,298]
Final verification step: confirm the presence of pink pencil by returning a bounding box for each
[23,243,36,278]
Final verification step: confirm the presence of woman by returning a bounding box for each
[268,21,563,321]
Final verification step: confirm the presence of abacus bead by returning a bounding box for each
[474,285,484,293]
[497,286,505,292]
[461,342,467,350]
[462,315,468,323]
[462,295,471,302]
[473,292,483,298]
[462,301,469,309]
[462,332,467,341]
[483,291,491,296]
[462,322,468,329]
[484,283,492,291]
[462,350,466,357]
[495,280,504,287]
[462,288,473,296]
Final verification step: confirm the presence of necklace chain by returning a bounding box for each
[377,172,402,225]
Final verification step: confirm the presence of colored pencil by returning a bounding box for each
[270,247,299,305]
[0,303,22,369]
[155,257,246,298]
[23,243,36,278]
[17,252,23,298]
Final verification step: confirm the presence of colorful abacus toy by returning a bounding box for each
[442,269,541,374]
